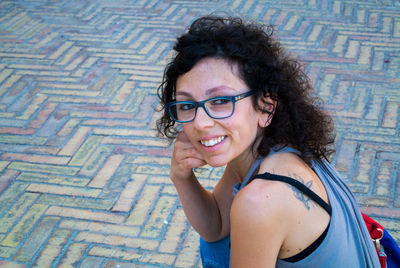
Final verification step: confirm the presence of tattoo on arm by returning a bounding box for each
[289,173,315,210]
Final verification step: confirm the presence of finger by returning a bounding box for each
[175,132,195,148]
[176,131,190,142]
[182,157,207,169]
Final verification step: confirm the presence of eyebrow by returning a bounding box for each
[176,86,234,98]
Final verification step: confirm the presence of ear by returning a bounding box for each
[257,97,276,128]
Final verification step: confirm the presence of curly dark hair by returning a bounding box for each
[157,15,335,164]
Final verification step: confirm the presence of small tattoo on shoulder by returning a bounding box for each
[288,173,315,210]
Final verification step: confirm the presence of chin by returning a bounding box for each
[207,162,227,168]
[204,156,229,168]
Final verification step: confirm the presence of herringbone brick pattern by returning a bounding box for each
[0,0,398,267]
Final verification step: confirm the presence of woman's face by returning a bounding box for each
[175,57,268,167]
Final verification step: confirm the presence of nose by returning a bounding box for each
[192,106,214,129]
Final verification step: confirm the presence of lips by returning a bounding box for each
[200,136,226,147]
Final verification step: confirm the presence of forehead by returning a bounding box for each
[175,57,244,95]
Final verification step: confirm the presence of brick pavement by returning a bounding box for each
[0,0,399,267]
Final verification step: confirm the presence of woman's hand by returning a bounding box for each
[169,131,233,241]
[170,131,207,181]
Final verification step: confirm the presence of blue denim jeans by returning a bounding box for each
[200,235,231,268]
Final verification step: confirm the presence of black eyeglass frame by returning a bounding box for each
[165,90,255,123]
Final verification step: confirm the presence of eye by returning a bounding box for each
[210,98,231,106]
[177,102,195,111]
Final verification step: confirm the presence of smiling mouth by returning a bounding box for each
[200,136,226,147]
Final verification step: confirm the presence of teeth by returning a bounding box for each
[201,136,225,147]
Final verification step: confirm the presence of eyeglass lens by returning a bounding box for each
[171,97,234,122]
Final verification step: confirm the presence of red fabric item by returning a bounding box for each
[362,213,387,268]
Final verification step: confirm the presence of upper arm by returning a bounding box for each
[230,182,289,268]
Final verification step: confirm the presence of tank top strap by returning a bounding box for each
[235,146,300,193]
[268,146,300,157]
[239,157,263,189]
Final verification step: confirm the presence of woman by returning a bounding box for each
[157,15,380,267]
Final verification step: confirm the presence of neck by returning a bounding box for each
[229,131,264,181]
[228,148,258,182]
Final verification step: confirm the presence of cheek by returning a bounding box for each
[182,125,193,137]
[226,116,258,139]
[182,125,199,144]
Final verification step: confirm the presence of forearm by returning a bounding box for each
[171,171,224,241]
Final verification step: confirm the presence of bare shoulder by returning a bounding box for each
[259,152,328,202]
[259,151,310,176]
[232,177,290,217]
[231,177,295,237]
[230,177,292,267]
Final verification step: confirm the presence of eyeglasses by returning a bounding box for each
[165,91,255,123]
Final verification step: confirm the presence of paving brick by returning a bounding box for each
[8,162,79,175]
[46,206,125,224]
[27,183,101,198]
[136,165,170,175]
[55,46,82,66]
[103,261,149,268]
[1,204,48,247]
[33,229,72,267]
[0,135,48,145]
[83,119,147,128]
[141,195,176,238]
[0,182,29,216]
[0,260,27,268]
[75,232,158,250]
[16,172,89,186]
[0,246,18,259]
[0,193,38,234]
[68,135,101,166]
[0,166,15,187]
[365,94,384,120]
[59,219,140,236]
[100,74,129,98]
[174,227,200,268]
[89,154,124,188]
[89,68,117,91]
[318,74,335,101]
[373,160,395,197]
[128,156,171,165]
[79,257,105,268]
[28,102,58,130]
[57,242,88,268]
[126,184,161,226]
[332,35,347,56]
[13,216,59,262]
[110,81,135,105]
[1,153,70,165]
[56,118,82,137]
[101,136,169,147]
[344,40,359,59]
[147,175,171,185]
[89,246,175,265]
[335,139,358,173]
[112,174,147,212]
[41,89,98,97]
[353,147,374,184]
[48,41,74,60]
[37,195,114,210]
[0,68,13,85]
[121,88,147,113]
[58,127,92,157]
[79,145,113,177]
[159,207,188,253]
[382,101,399,128]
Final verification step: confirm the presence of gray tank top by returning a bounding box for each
[233,147,380,267]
